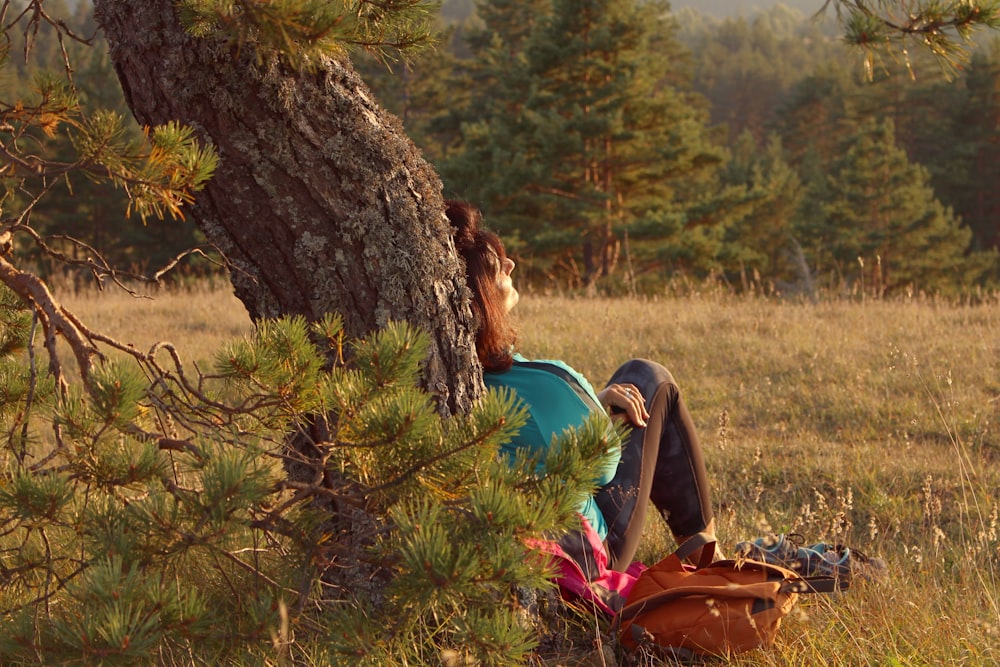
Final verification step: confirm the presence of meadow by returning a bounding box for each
[63,282,1000,666]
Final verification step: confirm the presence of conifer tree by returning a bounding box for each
[436,0,553,229]
[719,132,811,294]
[775,65,863,170]
[6,21,212,279]
[941,48,1000,253]
[468,0,552,54]
[443,0,731,289]
[0,305,616,663]
[0,4,618,663]
[815,117,980,293]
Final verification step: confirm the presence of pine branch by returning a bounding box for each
[176,0,440,70]
[0,306,597,662]
[3,0,96,66]
[369,416,509,496]
[12,226,223,293]
[823,1,1000,78]
[0,254,102,390]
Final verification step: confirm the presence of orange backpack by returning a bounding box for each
[616,533,839,659]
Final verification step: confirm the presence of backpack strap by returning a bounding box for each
[673,531,719,568]
[779,575,844,594]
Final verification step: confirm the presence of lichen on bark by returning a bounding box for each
[93,0,482,414]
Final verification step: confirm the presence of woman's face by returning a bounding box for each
[496,255,519,312]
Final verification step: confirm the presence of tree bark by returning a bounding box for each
[91,0,481,413]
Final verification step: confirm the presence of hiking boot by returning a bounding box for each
[796,543,852,580]
[735,533,802,568]
[734,534,885,585]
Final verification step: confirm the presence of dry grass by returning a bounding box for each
[59,280,252,368]
[61,282,1000,665]
[516,289,999,666]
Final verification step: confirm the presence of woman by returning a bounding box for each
[446,200,717,575]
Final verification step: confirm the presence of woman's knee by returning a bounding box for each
[609,358,678,393]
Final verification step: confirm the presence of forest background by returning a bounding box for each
[13,0,1000,298]
[0,2,998,664]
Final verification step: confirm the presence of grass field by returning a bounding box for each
[63,282,1000,665]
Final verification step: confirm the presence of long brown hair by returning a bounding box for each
[446,200,517,372]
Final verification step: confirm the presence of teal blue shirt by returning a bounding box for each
[484,354,621,540]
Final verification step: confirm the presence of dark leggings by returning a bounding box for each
[595,359,714,571]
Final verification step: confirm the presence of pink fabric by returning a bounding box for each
[527,515,646,616]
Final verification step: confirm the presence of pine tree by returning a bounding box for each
[0,6,618,662]
[943,47,1000,252]
[718,131,810,294]
[443,0,728,289]
[467,0,552,54]
[0,304,617,663]
[775,65,863,170]
[436,0,553,230]
[815,118,979,293]
[0,3,217,285]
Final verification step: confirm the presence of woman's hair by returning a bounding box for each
[446,200,517,372]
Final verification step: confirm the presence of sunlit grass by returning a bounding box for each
[61,282,1000,665]
[516,289,999,665]
[60,279,252,368]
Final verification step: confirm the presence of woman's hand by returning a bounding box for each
[597,383,649,428]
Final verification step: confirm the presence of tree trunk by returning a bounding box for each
[92,0,481,413]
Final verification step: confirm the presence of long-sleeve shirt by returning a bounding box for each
[484,353,621,539]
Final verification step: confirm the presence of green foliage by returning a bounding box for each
[8,0,1000,300]
[925,46,1000,255]
[828,0,1000,79]
[355,1,1000,294]
[438,0,733,289]
[807,117,983,293]
[177,0,443,68]
[0,2,220,289]
[714,132,809,291]
[0,296,614,664]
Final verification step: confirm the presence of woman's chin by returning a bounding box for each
[507,290,520,312]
